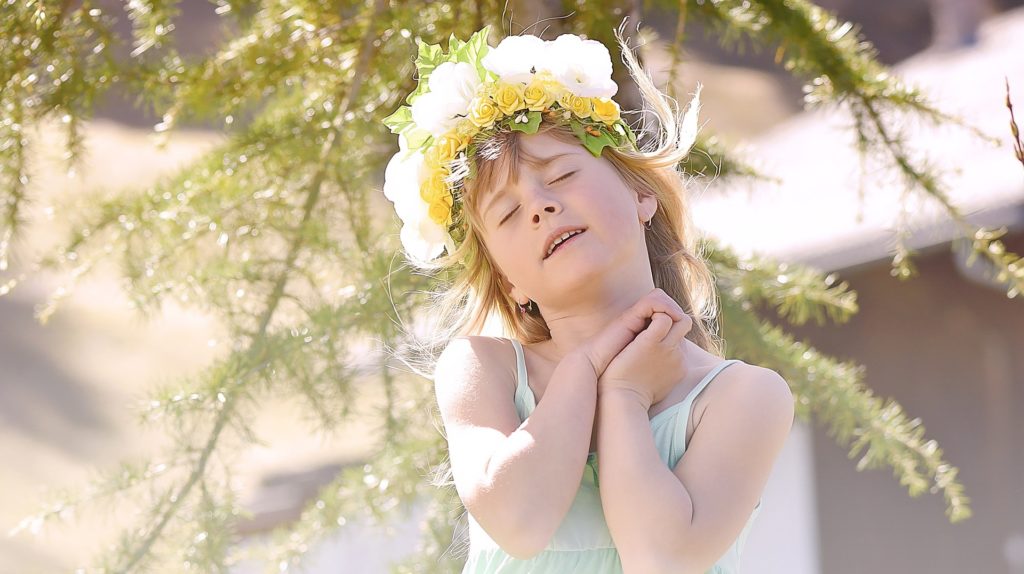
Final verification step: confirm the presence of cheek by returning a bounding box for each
[577,177,633,222]
[487,238,530,278]
[503,234,548,282]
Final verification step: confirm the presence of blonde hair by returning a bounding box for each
[394,28,724,381]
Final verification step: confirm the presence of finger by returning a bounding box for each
[647,288,685,321]
[661,312,693,348]
[631,291,684,326]
[638,312,673,345]
[655,290,686,320]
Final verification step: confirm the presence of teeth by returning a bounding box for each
[546,230,582,257]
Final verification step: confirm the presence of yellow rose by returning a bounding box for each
[454,120,477,147]
[434,133,463,163]
[493,83,525,115]
[428,193,454,226]
[534,71,563,98]
[523,78,556,112]
[558,92,592,119]
[468,95,501,128]
[475,82,497,99]
[420,168,450,205]
[428,201,452,226]
[591,97,620,124]
[423,145,443,170]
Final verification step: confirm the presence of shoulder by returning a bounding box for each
[433,336,517,406]
[434,335,514,379]
[431,337,527,518]
[708,360,794,433]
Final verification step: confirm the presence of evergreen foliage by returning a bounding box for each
[3,1,999,571]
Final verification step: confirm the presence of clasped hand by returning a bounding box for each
[581,288,694,409]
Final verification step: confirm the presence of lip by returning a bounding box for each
[542,226,587,260]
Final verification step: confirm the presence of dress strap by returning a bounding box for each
[686,359,743,404]
[509,339,535,410]
[674,359,744,450]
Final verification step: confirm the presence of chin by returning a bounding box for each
[545,254,607,287]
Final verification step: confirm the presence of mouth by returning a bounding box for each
[543,229,586,260]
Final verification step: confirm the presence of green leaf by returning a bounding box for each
[407,83,428,106]
[621,122,638,148]
[569,117,588,141]
[464,25,493,80]
[453,49,472,67]
[568,119,617,157]
[407,130,432,150]
[583,129,617,157]
[414,37,445,91]
[382,106,413,134]
[508,111,542,134]
[381,105,429,149]
[416,38,443,68]
[448,33,464,55]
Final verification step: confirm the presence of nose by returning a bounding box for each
[528,189,561,224]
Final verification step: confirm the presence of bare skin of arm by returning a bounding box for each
[434,336,598,559]
[599,361,794,572]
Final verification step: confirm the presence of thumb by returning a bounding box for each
[638,312,673,345]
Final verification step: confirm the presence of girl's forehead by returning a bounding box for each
[489,134,584,189]
[519,131,579,155]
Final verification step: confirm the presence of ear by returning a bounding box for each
[636,188,658,223]
[497,270,529,306]
[508,283,529,306]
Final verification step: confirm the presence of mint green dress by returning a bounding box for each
[461,338,763,573]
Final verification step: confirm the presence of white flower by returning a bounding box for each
[410,61,481,137]
[430,61,481,104]
[383,137,426,222]
[482,34,547,84]
[545,34,617,98]
[410,91,461,137]
[383,135,452,262]
[399,200,449,263]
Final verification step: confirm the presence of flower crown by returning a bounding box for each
[382,26,644,264]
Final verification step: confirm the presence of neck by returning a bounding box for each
[534,263,656,362]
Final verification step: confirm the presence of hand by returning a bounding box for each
[598,309,693,409]
[579,288,689,377]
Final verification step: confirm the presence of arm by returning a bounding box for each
[434,336,598,559]
[596,365,794,573]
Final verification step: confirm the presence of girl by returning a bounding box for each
[383,24,794,574]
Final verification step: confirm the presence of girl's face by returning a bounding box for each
[475,131,657,308]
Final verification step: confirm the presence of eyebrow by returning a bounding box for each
[482,152,576,218]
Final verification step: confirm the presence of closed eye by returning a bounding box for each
[550,171,576,184]
[499,206,518,224]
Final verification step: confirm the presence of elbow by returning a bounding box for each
[494,533,547,561]
[621,547,705,574]
[499,514,554,560]
[502,542,545,561]
[659,548,709,574]
[665,555,711,574]
[460,475,561,560]
[470,504,552,560]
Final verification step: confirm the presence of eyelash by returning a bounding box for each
[499,171,576,224]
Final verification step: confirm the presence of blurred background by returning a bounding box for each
[2,0,1023,572]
